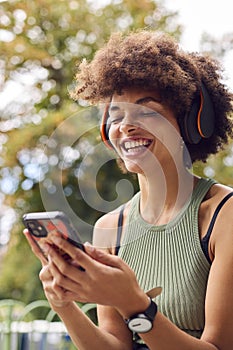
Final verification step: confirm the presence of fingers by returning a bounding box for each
[39,263,78,307]
[47,234,93,270]
[37,235,141,308]
[23,229,48,266]
[46,251,83,289]
[24,233,88,305]
[49,234,124,271]
[84,242,124,269]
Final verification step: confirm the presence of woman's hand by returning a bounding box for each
[44,233,149,318]
[23,229,73,310]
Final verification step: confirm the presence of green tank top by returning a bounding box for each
[118,178,216,338]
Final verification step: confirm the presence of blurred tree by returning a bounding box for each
[0,0,182,302]
[0,0,232,304]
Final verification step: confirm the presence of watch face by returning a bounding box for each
[128,317,152,333]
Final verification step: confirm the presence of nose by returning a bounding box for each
[119,123,137,134]
[119,113,139,134]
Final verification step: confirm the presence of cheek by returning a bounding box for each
[108,125,118,144]
[106,126,120,154]
[149,117,181,141]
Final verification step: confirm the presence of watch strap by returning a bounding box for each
[144,298,157,320]
[125,298,157,331]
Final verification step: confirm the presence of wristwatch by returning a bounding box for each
[125,298,157,333]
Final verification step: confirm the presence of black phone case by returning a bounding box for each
[22,211,84,252]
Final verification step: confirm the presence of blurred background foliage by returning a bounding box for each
[0,0,232,305]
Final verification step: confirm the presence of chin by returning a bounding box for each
[123,159,144,174]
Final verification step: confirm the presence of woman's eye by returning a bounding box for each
[139,111,158,118]
[108,116,123,124]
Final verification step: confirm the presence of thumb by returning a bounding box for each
[84,242,122,268]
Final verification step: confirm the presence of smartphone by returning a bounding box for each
[22,211,84,260]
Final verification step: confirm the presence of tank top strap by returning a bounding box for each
[114,193,141,255]
[191,178,217,208]
[115,204,126,255]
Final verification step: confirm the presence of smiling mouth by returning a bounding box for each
[122,139,152,154]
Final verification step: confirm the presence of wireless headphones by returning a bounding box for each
[100,83,215,147]
[181,82,215,144]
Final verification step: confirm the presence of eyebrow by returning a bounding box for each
[109,96,161,112]
[135,96,161,105]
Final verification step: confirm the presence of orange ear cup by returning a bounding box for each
[197,89,205,138]
[100,103,114,149]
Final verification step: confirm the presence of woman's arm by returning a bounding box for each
[201,194,233,349]
[51,302,132,350]
[23,229,132,350]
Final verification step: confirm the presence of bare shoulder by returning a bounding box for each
[202,182,233,346]
[208,182,233,221]
[92,201,131,254]
[198,183,233,240]
[207,182,233,255]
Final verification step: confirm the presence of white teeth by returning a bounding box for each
[124,140,151,150]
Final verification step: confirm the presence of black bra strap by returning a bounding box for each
[201,192,233,263]
[115,205,125,255]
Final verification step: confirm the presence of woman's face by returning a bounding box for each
[107,87,183,174]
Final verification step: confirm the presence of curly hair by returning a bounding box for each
[72,30,233,163]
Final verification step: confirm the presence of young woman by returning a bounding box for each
[24,30,233,350]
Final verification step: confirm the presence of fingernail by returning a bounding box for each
[42,243,50,253]
[84,242,94,252]
[51,235,61,245]
[47,254,52,262]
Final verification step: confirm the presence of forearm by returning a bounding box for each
[140,312,219,350]
[54,302,129,350]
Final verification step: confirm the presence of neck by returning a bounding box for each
[137,162,196,225]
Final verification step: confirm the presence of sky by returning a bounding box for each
[164,0,233,90]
